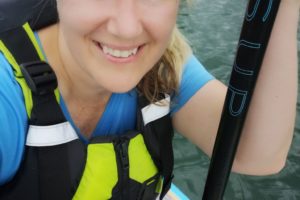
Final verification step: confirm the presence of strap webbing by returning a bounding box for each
[0,23,65,125]
[0,26,42,64]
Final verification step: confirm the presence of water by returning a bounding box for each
[174,0,300,199]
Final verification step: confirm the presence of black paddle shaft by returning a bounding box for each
[202,0,281,199]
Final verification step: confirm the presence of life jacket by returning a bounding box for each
[0,1,174,199]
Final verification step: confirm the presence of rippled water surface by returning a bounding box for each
[174,0,300,199]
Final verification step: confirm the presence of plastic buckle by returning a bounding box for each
[20,61,57,95]
[137,174,161,200]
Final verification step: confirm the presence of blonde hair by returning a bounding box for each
[137,26,192,102]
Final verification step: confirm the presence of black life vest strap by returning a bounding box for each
[137,95,174,199]
[0,25,65,125]
[0,24,78,200]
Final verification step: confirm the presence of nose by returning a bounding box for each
[107,1,143,39]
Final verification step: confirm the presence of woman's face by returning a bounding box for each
[56,0,179,93]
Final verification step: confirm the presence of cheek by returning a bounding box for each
[57,0,109,35]
[142,4,179,43]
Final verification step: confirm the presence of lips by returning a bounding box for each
[95,41,142,59]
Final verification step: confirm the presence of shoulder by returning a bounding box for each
[182,55,214,82]
[0,53,26,110]
[0,52,27,185]
[171,55,214,114]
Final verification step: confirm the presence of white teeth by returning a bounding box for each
[113,50,121,57]
[103,46,109,54]
[101,44,138,58]
[133,48,137,55]
[120,51,130,58]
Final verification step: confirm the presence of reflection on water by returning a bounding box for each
[175,0,300,199]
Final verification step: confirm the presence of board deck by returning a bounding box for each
[160,184,190,200]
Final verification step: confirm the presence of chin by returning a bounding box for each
[94,73,143,93]
[104,82,138,94]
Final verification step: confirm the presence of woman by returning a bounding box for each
[0,0,299,199]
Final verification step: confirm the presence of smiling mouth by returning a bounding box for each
[95,42,142,59]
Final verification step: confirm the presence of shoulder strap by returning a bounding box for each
[0,22,64,125]
[0,23,79,200]
[137,94,174,199]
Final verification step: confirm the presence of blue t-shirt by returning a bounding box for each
[0,49,213,184]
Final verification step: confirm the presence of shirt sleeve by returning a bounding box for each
[170,55,214,114]
[0,53,27,185]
